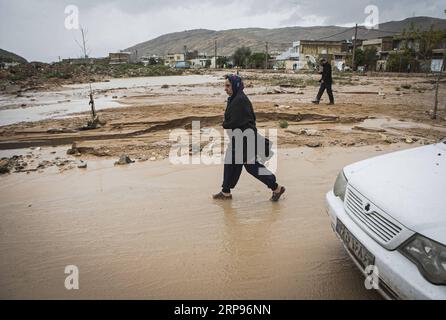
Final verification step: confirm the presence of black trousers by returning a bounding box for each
[222,162,278,194]
[316,81,334,103]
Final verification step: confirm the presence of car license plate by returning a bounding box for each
[336,219,375,269]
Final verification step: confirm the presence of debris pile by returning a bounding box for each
[114,155,135,166]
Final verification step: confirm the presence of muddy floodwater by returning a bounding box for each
[0,145,416,300]
[0,75,222,126]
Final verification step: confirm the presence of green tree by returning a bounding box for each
[401,23,446,60]
[363,47,378,69]
[352,48,365,66]
[216,56,228,68]
[233,46,252,68]
[386,52,419,73]
[248,52,269,69]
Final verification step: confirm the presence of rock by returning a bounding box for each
[306,142,322,148]
[287,129,322,137]
[380,134,393,144]
[67,143,81,156]
[67,148,77,155]
[405,137,415,144]
[77,161,88,169]
[114,155,135,166]
[300,129,322,136]
[273,88,286,94]
[161,84,169,89]
[150,157,156,161]
[37,160,52,169]
[0,159,10,174]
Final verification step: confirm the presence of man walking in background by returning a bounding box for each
[312,58,334,105]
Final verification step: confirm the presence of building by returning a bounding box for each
[164,53,185,67]
[362,36,394,53]
[109,52,131,64]
[189,52,209,68]
[431,48,446,72]
[276,40,347,71]
[174,61,191,69]
[188,52,220,69]
[140,55,163,66]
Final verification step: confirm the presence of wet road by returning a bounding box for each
[0,146,402,299]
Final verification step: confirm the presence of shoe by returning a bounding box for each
[311,100,320,105]
[213,192,233,200]
[271,186,286,202]
[328,102,335,105]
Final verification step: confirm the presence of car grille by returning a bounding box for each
[344,187,403,244]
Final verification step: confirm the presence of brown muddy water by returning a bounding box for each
[0,145,412,299]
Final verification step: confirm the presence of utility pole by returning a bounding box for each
[433,56,444,120]
[352,24,358,71]
[80,27,88,59]
[214,39,217,69]
[265,42,269,70]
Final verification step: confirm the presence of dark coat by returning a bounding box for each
[223,91,256,131]
[320,63,333,84]
[223,92,272,164]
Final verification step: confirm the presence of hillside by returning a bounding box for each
[0,49,28,64]
[126,16,446,58]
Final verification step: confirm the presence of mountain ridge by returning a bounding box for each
[126,16,446,57]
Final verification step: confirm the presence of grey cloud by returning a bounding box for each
[0,0,445,62]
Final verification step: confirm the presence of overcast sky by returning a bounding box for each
[1,0,445,62]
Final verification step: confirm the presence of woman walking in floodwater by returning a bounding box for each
[213,74,286,202]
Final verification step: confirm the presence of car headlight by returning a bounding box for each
[333,170,348,201]
[399,234,446,285]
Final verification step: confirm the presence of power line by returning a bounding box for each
[356,25,401,34]
[316,27,357,40]
[267,27,357,47]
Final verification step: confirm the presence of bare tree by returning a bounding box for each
[75,26,91,59]
[74,27,100,127]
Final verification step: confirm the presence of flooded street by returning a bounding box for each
[0,75,222,126]
[0,145,416,300]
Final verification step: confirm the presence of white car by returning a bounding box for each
[326,141,446,300]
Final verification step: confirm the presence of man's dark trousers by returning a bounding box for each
[316,81,334,104]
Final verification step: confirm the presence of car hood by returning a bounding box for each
[344,143,446,244]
